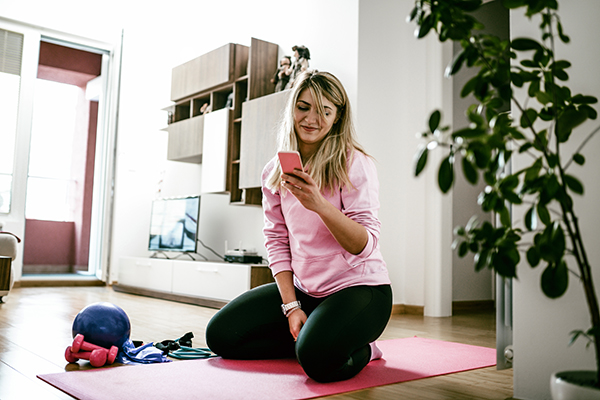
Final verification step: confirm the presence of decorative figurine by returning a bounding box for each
[285,45,310,89]
[271,56,292,92]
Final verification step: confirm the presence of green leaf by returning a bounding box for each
[446,49,467,77]
[493,246,519,278]
[458,241,469,257]
[557,109,588,142]
[407,5,418,22]
[511,38,543,51]
[572,95,598,105]
[535,91,552,105]
[414,145,429,177]
[520,108,538,128]
[416,14,434,39]
[541,261,569,298]
[474,249,491,271]
[564,174,584,195]
[557,21,570,43]
[526,246,540,267]
[438,156,454,193]
[580,105,598,120]
[429,110,441,133]
[550,222,566,259]
[537,203,551,225]
[525,206,537,231]
[573,153,585,165]
[525,158,543,182]
[461,76,478,97]
[462,157,478,185]
[551,60,571,70]
[554,69,569,81]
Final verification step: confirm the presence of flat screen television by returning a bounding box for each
[148,195,200,253]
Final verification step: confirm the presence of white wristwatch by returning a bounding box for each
[281,300,301,317]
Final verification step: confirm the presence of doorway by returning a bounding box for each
[22,41,101,277]
[0,18,122,284]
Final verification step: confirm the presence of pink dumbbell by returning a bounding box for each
[65,347,108,367]
[71,334,118,364]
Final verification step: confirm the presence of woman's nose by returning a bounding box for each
[304,109,318,123]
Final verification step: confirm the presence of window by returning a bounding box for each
[25,79,81,221]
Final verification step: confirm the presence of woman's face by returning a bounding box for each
[294,89,338,156]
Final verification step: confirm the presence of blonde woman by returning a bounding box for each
[206,71,392,383]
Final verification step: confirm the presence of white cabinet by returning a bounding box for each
[201,108,230,193]
[167,116,204,163]
[118,257,173,293]
[116,257,274,307]
[171,261,250,301]
[239,90,290,188]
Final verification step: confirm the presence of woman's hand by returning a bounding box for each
[281,170,369,255]
[281,170,327,213]
[287,308,307,341]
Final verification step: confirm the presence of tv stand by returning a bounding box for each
[114,256,274,309]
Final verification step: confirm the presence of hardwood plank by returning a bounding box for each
[0,286,514,400]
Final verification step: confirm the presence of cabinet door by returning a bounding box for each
[201,108,230,193]
[170,44,233,101]
[239,90,290,188]
[171,261,250,301]
[167,116,204,163]
[118,257,173,293]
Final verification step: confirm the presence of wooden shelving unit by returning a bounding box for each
[164,38,278,206]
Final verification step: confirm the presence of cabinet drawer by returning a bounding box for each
[171,262,250,301]
[118,257,173,293]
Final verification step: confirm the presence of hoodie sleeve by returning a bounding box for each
[261,159,293,277]
[341,152,382,259]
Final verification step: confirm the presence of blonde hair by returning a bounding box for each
[266,70,367,194]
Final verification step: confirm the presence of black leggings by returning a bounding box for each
[205,282,392,382]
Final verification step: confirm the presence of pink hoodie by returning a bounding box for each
[262,151,391,298]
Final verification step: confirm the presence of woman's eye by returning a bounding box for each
[297,106,309,111]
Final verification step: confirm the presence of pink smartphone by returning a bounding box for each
[278,151,303,174]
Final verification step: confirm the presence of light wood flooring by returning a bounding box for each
[0,286,515,399]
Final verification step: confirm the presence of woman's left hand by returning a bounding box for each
[281,171,327,213]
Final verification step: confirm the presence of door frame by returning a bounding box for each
[0,17,122,282]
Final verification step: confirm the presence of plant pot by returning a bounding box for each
[551,370,600,400]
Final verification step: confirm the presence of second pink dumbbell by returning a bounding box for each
[71,334,118,364]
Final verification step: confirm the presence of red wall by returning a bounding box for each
[22,219,75,265]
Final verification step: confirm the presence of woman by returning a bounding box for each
[206,70,392,383]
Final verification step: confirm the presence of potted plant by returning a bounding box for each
[408,0,600,397]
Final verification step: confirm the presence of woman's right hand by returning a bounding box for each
[288,308,307,341]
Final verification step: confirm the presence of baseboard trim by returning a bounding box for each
[391,300,495,316]
[392,304,424,315]
[112,284,227,309]
[452,300,495,313]
[19,275,105,288]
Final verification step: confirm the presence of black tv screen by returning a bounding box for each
[148,195,200,252]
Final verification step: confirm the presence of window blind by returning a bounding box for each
[0,28,23,76]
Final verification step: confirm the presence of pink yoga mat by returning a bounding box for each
[38,337,496,400]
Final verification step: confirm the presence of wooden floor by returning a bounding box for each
[0,286,515,400]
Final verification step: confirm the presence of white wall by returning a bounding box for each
[511,1,600,398]
[357,0,454,314]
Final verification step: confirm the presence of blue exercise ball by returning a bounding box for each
[72,302,131,349]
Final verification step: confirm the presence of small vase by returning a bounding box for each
[551,370,600,400]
